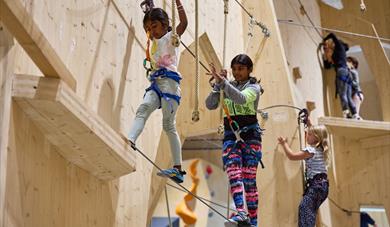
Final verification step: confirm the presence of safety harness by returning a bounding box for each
[221,101,265,169]
[143,31,181,112]
[145,68,182,112]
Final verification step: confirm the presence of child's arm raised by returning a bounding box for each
[175,0,188,36]
[277,137,313,161]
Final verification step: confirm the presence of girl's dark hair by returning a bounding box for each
[347,56,359,69]
[143,8,170,30]
[230,54,253,71]
[231,54,264,94]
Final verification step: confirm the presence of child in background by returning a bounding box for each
[347,56,364,119]
[206,54,264,227]
[323,33,360,119]
[127,1,187,183]
[277,122,329,227]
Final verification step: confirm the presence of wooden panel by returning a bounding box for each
[12,74,135,180]
[0,28,15,227]
[0,0,77,90]
[328,134,390,227]
[318,117,390,140]
[5,103,117,227]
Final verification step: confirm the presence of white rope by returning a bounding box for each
[278,20,390,42]
[223,0,229,68]
[171,0,180,47]
[192,0,200,122]
[222,0,230,218]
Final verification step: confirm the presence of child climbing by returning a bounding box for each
[205,54,264,227]
[322,33,361,120]
[277,120,329,227]
[347,56,364,119]
[127,0,188,183]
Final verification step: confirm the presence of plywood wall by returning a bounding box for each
[0,25,15,226]
[1,0,389,226]
[0,0,244,226]
[328,135,390,227]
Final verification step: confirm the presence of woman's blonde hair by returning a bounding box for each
[308,125,331,166]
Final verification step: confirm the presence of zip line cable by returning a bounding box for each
[278,19,390,42]
[125,140,233,223]
[328,197,361,215]
[166,182,238,213]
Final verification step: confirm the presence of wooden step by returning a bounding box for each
[12,74,136,181]
[318,117,390,140]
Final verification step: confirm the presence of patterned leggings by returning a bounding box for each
[298,179,329,227]
[223,140,262,226]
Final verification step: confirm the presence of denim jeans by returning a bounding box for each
[336,67,356,115]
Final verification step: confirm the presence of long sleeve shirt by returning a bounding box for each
[205,78,262,141]
[323,33,348,69]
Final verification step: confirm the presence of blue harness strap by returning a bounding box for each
[337,74,352,84]
[223,123,265,169]
[145,68,182,112]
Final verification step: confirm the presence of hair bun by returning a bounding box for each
[140,0,154,13]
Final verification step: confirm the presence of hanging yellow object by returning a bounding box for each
[175,159,200,225]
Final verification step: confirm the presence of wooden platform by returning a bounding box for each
[318,117,390,140]
[12,74,136,181]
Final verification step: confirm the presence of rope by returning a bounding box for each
[232,0,270,37]
[328,197,361,215]
[253,36,268,66]
[222,1,230,218]
[283,0,319,47]
[277,20,390,42]
[296,0,322,38]
[217,0,230,134]
[170,0,180,47]
[164,185,173,227]
[124,140,233,223]
[222,0,229,68]
[192,0,200,122]
[258,104,302,112]
[166,182,238,212]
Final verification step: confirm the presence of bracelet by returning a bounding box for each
[177,5,183,9]
[178,8,185,12]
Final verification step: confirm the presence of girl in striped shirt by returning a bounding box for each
[277,124,330,227]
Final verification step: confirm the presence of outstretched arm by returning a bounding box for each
[175,0,188,36]
[277,137,313,160]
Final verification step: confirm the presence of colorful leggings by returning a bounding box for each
[222,140,262,226]
[298,179,329,227]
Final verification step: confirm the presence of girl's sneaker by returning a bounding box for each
[224,211,251,227]
[157,168,186,184]
[352,114,362,120]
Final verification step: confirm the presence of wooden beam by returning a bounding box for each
[318,117,390,140]
[0,0,77,90]
[12,75,135,180]
[0,28,14,227]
